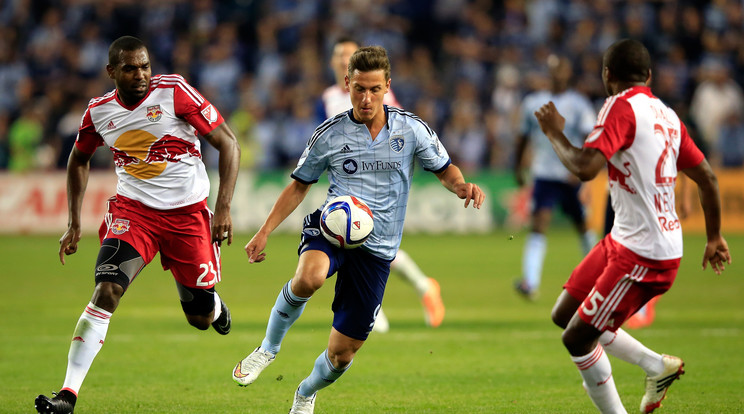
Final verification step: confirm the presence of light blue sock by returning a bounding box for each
[580,231,597,256]
[522,232,547,291]
[298,349,350,397]
[260,280,309,354]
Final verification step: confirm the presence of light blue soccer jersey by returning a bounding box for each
[519,89,596,182]
[292,106,451,260]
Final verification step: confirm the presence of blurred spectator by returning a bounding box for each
[8,101,46,172]
[0,0,743,173]
[690,57,744,165]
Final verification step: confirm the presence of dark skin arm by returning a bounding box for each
[59,146,94,264]
[681,159,731,273]
[202,122,241,246]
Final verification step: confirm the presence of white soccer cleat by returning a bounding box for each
[232,347,276,386]
[289,387,316,414]
[640,354,685,413]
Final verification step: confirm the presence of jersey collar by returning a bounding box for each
[348,105,391,129]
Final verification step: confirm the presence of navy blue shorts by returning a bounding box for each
[298,210,392,341]
[532,179,585,224]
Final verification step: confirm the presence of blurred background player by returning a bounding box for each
[513,55,597,300]
[35,36,240,414]
[322,36,445,330]
[232,45,484,413]
[539,39,730,414]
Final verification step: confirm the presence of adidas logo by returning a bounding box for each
[107,120,116,130]
[341,144,353,153]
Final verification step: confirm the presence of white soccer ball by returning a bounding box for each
[320,195,374,249]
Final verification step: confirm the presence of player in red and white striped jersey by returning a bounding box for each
[36,36,240,414]
[535,39,730,413]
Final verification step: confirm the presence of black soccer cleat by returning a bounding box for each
[211,300,231,335]
[35,390,76,414]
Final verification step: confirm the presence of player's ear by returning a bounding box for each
[645,68,652,86]
[344,75,351,91]
[106,64,115,80]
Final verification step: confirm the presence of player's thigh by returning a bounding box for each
[160,209,221,289]
[331,250,391,341]
[94,238,147,292]
[292,249,332,296]
[577,257,675,332]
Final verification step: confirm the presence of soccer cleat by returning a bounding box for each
[35,390,76,414]
[513,279,538,301]
[212,299,231,335]
[289,387,316,414]
[421,277,445,327]
[640,354,685,413]
[232,347,276,386]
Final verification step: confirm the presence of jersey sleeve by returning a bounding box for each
[676,121,705,170]
[583,97,636,160]
[74,106,104,154]
[414,121,451,173]
[171,75,224,136]
[291,129,330,184]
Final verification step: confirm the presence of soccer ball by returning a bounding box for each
[320,195,374,249]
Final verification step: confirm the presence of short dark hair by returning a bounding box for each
[108,36,146,66]
[348,46,391,81]
[603,39,651,83]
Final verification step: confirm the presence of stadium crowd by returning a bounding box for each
[1,0,743,174]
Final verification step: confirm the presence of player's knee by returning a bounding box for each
[551,305,569,329]
[292,272,325,296]
[91,281,125,311]
[185,314,211,330]
[327,348,355,369]
[176,282,215,328]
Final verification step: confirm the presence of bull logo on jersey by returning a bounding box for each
[390,135,404,153]
[111,218,130,235]
[112,130,201,180]
[146,105,162,122]
[342,159,358,174]
[608,161,637,194]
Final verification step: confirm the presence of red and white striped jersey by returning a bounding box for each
[76,74,224,210]
[585,86,704,262]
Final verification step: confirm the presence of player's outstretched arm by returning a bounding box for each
[245,180,312,263]
[434,164,485,209]
[534,102,605,181]
[682,159,732,274]
[203,123,241,246]
[59,147,94,265]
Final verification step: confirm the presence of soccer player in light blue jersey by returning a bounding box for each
[232,45,485,413]
[513,55,597,300]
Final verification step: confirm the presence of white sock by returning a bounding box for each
[212,291,222,323]
[391,250,430,296]
[62,302,112,395]
[600,329,664,377]
[522,232,547,290]
[581,230,597,255]
[571,346,627,414]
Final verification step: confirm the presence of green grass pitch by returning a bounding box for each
[2,230,743,413]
